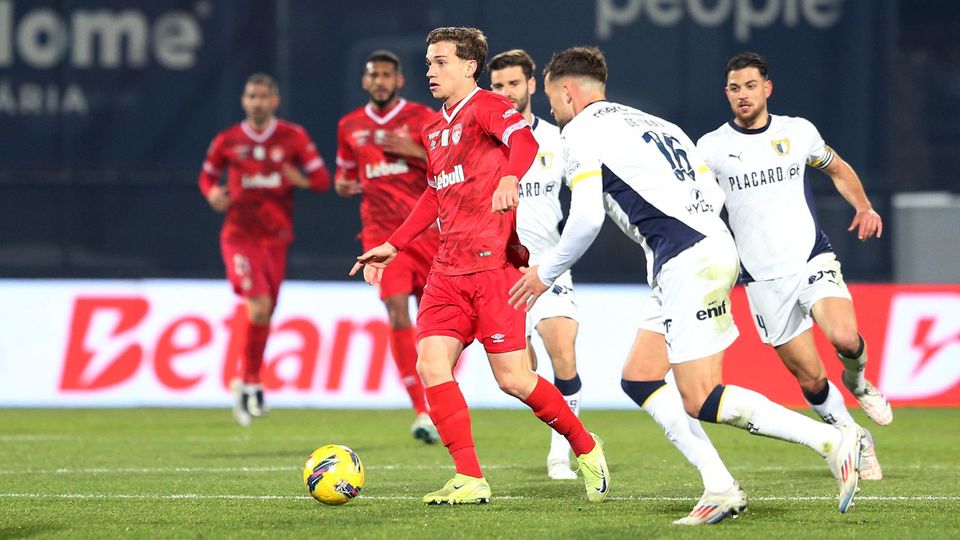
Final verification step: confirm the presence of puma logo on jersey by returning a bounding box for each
[241,172,281,188]
[428,164,465,190]
[728,152,742,160]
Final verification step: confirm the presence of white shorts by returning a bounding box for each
[744,252,852,346]
[526,270,578,338]
[637,234,741,363]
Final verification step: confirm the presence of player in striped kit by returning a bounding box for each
[697,52,891,480]
[489,49,583,481]
[510,47,866,524]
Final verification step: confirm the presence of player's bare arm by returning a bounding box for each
[821,152,882,240]
[492,175,520,213]
[379,132,427,161]
[508,264,549,311]
[206,185,230,212]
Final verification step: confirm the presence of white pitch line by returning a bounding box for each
[0,464,520,475]
[0,493,958,502]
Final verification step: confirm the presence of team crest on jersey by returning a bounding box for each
[253,145,266,161]
[771,138,791,156]
[538,152,553,168]
[269,146,285,163]
[451,123,463,144]
[352,129,371,145]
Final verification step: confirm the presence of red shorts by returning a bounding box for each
[377,238,434,300]
[220,239,287,302]
[416,265,526,353]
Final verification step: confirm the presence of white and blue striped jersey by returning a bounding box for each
[536,101,731,288]
[697,115,835,281]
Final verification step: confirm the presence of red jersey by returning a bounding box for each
[389,88,538,275]
[335,99,436,248]
[198,118,329,246]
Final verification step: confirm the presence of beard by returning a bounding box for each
[371,88,398,109]
[513,93,529,115]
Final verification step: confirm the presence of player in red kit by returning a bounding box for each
[335,50,441,444]
[350,27,609,505]
[199,73,330,427]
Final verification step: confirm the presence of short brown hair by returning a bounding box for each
[725,52,768,80]
[543,47,607,85]
[488,49,536,80]
[426,27,488,82]
[245,73,279,94]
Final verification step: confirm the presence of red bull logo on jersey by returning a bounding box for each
[365,159,410,179]
[241,172,281,188]
[428,164,465,190]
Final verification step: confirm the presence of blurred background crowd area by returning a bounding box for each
[1,0,957,283]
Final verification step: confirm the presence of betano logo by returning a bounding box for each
[0,0,207,70]
[880,293,960,401]
[428,164,465,190]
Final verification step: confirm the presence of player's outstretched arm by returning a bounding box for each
[822,152,882,240]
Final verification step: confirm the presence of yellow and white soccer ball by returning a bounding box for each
[302,444,365,505]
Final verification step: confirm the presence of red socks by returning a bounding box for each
[389,327,428,414]
[523,376,596,456]
[242,322,270,384]
[425,381,482,478]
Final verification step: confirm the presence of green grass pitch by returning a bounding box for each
[1,408,958,538]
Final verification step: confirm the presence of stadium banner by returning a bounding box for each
[0,280,957,408]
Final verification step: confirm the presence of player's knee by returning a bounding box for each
[830,328,861,357]
[415,357,447,385]
[798,375,827,396]
[681,396,703,418]
[495,371,534,399]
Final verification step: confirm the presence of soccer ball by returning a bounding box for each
[303,444,365,505]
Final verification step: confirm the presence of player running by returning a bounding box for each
[198,73,330,426]
[350,27,609,506]
[489,49,583,481]
[697,51,892,479]
[509,47,865,524]
[335,50,440,444]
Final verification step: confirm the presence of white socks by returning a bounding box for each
[644,384,735,493]
[806,380,857,426]
[717,385,841,457]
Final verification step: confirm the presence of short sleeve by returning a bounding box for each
[476,95,530,147]
[801,118,835,169]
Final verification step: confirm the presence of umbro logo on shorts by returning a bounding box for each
[491,333,505,343]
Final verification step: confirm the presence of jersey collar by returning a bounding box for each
[442,87,480,124]
[728,115,772,135]
[241,118,278,143]
[531,115,540,131]
[364,98,407,126]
